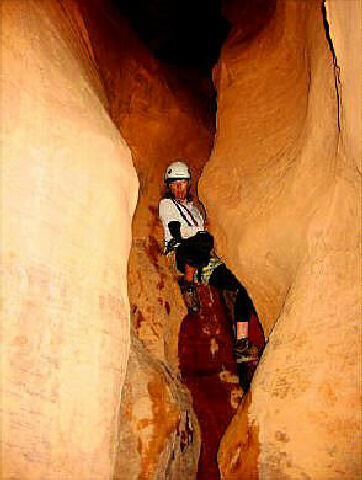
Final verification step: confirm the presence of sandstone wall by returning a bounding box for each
[3,0,359,478]
[70,2,215,476]
[326,0,361,167]
[1,1,138,478]
[76,0,214,368]
[199,0,360,478]
[115,332,200,479]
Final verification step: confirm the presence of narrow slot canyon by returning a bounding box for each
[2,1,360,479]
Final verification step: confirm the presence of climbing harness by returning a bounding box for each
[194,257,223,285]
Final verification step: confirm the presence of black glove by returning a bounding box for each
[164,237,180,254]
[164,222,182,254]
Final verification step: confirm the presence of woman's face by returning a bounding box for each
[170,180,189,200]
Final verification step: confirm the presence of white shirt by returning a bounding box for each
[158,198,205,246]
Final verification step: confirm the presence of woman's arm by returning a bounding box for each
[158,199,178,246]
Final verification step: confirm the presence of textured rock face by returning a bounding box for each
[76,0,214,369]
[326,0,361,167]
[79,1,213,368]
[64,1,212,477]
[199,0,360,478]
[1,1,138,478]
[2,0,207,477]
[3,0,360,478]
[115,333,200,479]
[179,285,242,478]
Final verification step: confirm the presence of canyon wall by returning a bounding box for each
[2,1,212,478]
[2,0,360,478]
[115,332,200,479]
[75,2,215,476]
[75,0,214,368]
[199,0,360,478]
[1,1,138,478]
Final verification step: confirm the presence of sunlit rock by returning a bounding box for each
[1,0,138,478]
[199,0,360,478]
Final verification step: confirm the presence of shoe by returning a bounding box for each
[180,283,201,314]
[234,338,259,363]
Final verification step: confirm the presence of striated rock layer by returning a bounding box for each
[1,1,138,478]
[199,0,361,478]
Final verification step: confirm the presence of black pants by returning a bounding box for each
[209,263,254,322]
[175,233,254,322]
[175,231,214,272]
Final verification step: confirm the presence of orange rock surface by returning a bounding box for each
[1,0,138,478]
[115,333,200,479]
[75,0,214,367]
[2,0,360,478]
[179,285,242,479]
[199,0,361,478]
[71,1,213,476]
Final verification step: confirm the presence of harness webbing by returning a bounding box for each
[172,199,200,227]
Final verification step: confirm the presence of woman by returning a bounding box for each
[159,160,212,277]
[158,159,259,363]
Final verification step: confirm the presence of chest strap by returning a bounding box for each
[172,199,200,227]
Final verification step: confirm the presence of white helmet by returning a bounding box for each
[164,160,190,183]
